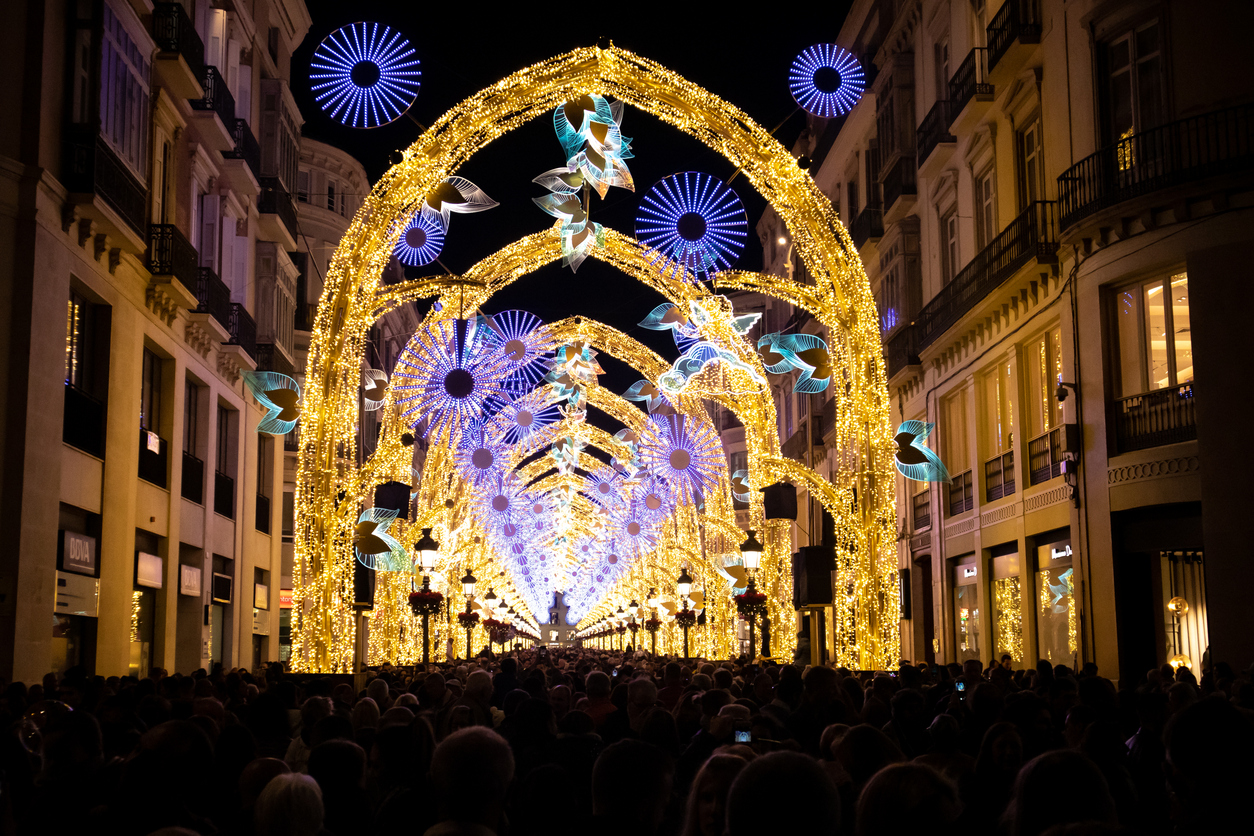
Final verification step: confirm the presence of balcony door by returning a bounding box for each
[1102,19,1165,146]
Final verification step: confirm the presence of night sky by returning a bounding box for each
[293,1,853,394]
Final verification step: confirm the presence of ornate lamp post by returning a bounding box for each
[408,528,442,666]
[676,568,695,659]
[645,588,661,655]
[615,605,625,651]
[736,529,766,659]
[458,569,478,660]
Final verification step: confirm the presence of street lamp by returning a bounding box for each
[615,605,625,651]
[740,529,764,572]
[677,568,694,659]
[645,588,659,655]
[411,528,441,666]
[460,569,476,660]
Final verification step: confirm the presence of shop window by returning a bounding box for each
[992,550,1024,663]
[1114,273,1192,397]
[1035,538,1077,665]
[952,560,981,663]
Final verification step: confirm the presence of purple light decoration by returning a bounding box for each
[488,392,563,450]
[481,309,555,398]
[310,22,421,129]
[453,424,507,487]
[788,44,865,118]
[393,318,517,438]
[639,413,724,506]
[394,214,444,267]
[635,172,747,281]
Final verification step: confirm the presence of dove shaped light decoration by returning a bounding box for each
[420,177,498,233]
[636,172,747,282]
[310,22,421,129]
[757,332,834,394]
[638,303,700,352]
[393,317,517,438]
[730,469,752,503]
[242,372,301,435]
[622,380,671,414]
[362,369,389,411]
[353,508,410,571]
[893,420,952,484]
[640,413,724,507]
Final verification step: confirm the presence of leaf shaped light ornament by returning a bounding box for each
[622,380,670,414]
[553,94,635,198]
[242,372,301,435]
[353,508,410,571]
[362,369,389,411]
[420,177,499,233]
[893,420,952,484]
[757,332,834,394]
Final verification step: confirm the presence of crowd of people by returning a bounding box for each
[1,648,1250,835]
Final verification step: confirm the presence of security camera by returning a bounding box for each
[1056,385,1069,403]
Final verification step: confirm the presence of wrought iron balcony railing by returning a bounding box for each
[882,155,917,211]
[152,3,205,82]
[1113,384,1197,453]
[917,201,1058,349]
[917,99,956,166]
[192,266,232,333]
[190,65,236,129]
[947,48,992,123]
[850,204,884,249]
[258,177,299,243]
[1057,104,1254,230]
[223,118,262,180]
[182,451,204,504]
[985,451,1016,502]
[912,488,931,531]
[948,470,974,517]
[63,127,147,236]
[227,302,257,360]
[147,224,199,289]
[885,323,920,378]
[1028,427,1064,486]
[987,0,1042,73]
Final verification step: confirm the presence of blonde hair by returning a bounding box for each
[255,772,324,836]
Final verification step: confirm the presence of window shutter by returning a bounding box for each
[200,195,219,271]
[237,64,251,122]
[234,229,249,304]
[206,10,226,70]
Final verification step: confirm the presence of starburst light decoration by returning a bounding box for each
[243,371,301,435]
[482,309,555,397]
[394,214,445,267]
[393,318,517,438]
[640,413,724,506]
[310,22,421,128]
[788,44,866,118]
[636,172,747,281]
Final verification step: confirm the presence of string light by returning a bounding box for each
[292,45,899,673]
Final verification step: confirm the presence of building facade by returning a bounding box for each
[746,0,1254,680]
[0,0,389,683]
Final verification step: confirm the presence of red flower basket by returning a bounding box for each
[644,618,662,633]
[734,590,767,618]
[409,589,444,617]
[674,609,696,628]
[457,611,480,629]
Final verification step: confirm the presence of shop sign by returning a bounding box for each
[61,531,96,575]
[180,565,202,596]
[136,552,163,589]
[279,589,293,609]
[1051,545,1073,561]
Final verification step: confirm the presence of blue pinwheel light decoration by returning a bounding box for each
[242,372,301,435]
[353,508,410,571]
[788,44,866,118]
[757,331,834,394]
[893,420,952,484]
[394,214,445,267]
[640,413,724,507]
[481,309,555,398]
[310,22,421,129]
[636,172,747,281]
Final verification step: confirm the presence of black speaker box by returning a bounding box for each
[374,481,412,514]
[762,483,798,520]
[792,545,836,608]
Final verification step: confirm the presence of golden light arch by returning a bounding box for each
[293,44,899,672]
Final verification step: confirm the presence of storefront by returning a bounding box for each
[1034,531,1077,668]
[951,556,981,663]
[132,543,163,677]
[990,543,1024,665]
[54,525,100,674]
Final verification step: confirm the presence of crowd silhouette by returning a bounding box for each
[1,648,1250,835]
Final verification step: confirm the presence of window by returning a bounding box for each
[781,390,794,440]
[326,180,336,212]
[100,2,151,178]
[297,170,310,203]
[1025,326,1063,439]
[141,349,162,433]
[798,390,808,419]
[184,382,199,454]
[217,406,232,474]
[975,168,997,249]
[942,390,970,478]
[199,194,219,272]
[980,361,1015,459]
[1115,272,1192,397]
[934,39,950,102]
[848,180,859,215]
[879,261,902,334]
[940,210,960,284]
[1019,119,1044,207]
[66,291,92,388]
[1102,19,1164,146]
[258,434,271,498]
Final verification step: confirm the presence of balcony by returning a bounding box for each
[151,3,205,99]
[295,302,317,333]
[916,201,1059,349]
[947,48,993,133]
[948,471,974,517]
[256,343,295,377]
[1113,384,1197,454]
[256,494,272,534]
[850,205,884,250]
[881,156,917,223]
[284,429,300,452]
[885,323,920,379]
[912,488,931,531]
[782,427,807,461]
[917,100,956,177]
[227,303,258,361]
[984,451,1016,502]
[221,119,262,196]
[214,471,235,519]
[62,127,148,249]
[987,0,1042,84]
[147,224,199,287]
[1027,428,1064,486]
[63,385,105,459]
[189,66,237,152]
[258,177,299,249]
[182,451,204,504]
[1057,104,1254,232]
[139,427,169,489]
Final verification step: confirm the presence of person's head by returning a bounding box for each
[549,684,572,718]
[255,772,324,836]
[832,723,904,789]
[465,669,492,704]
[1009,751,1115,836]
[365,678,390,710]
[592,739,673,831]
[351,697,380,731]
[977,721,1024,776]
[802,665,841,705]
[628,677,658,710]
[586,671,612,699]
[1164,695,1254,830]
[664,662,682,686]
[298,696,333,744]
[726,751,840,836]
[857,762,961,836]
[430,727,515,831]
[682,754,748,836]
